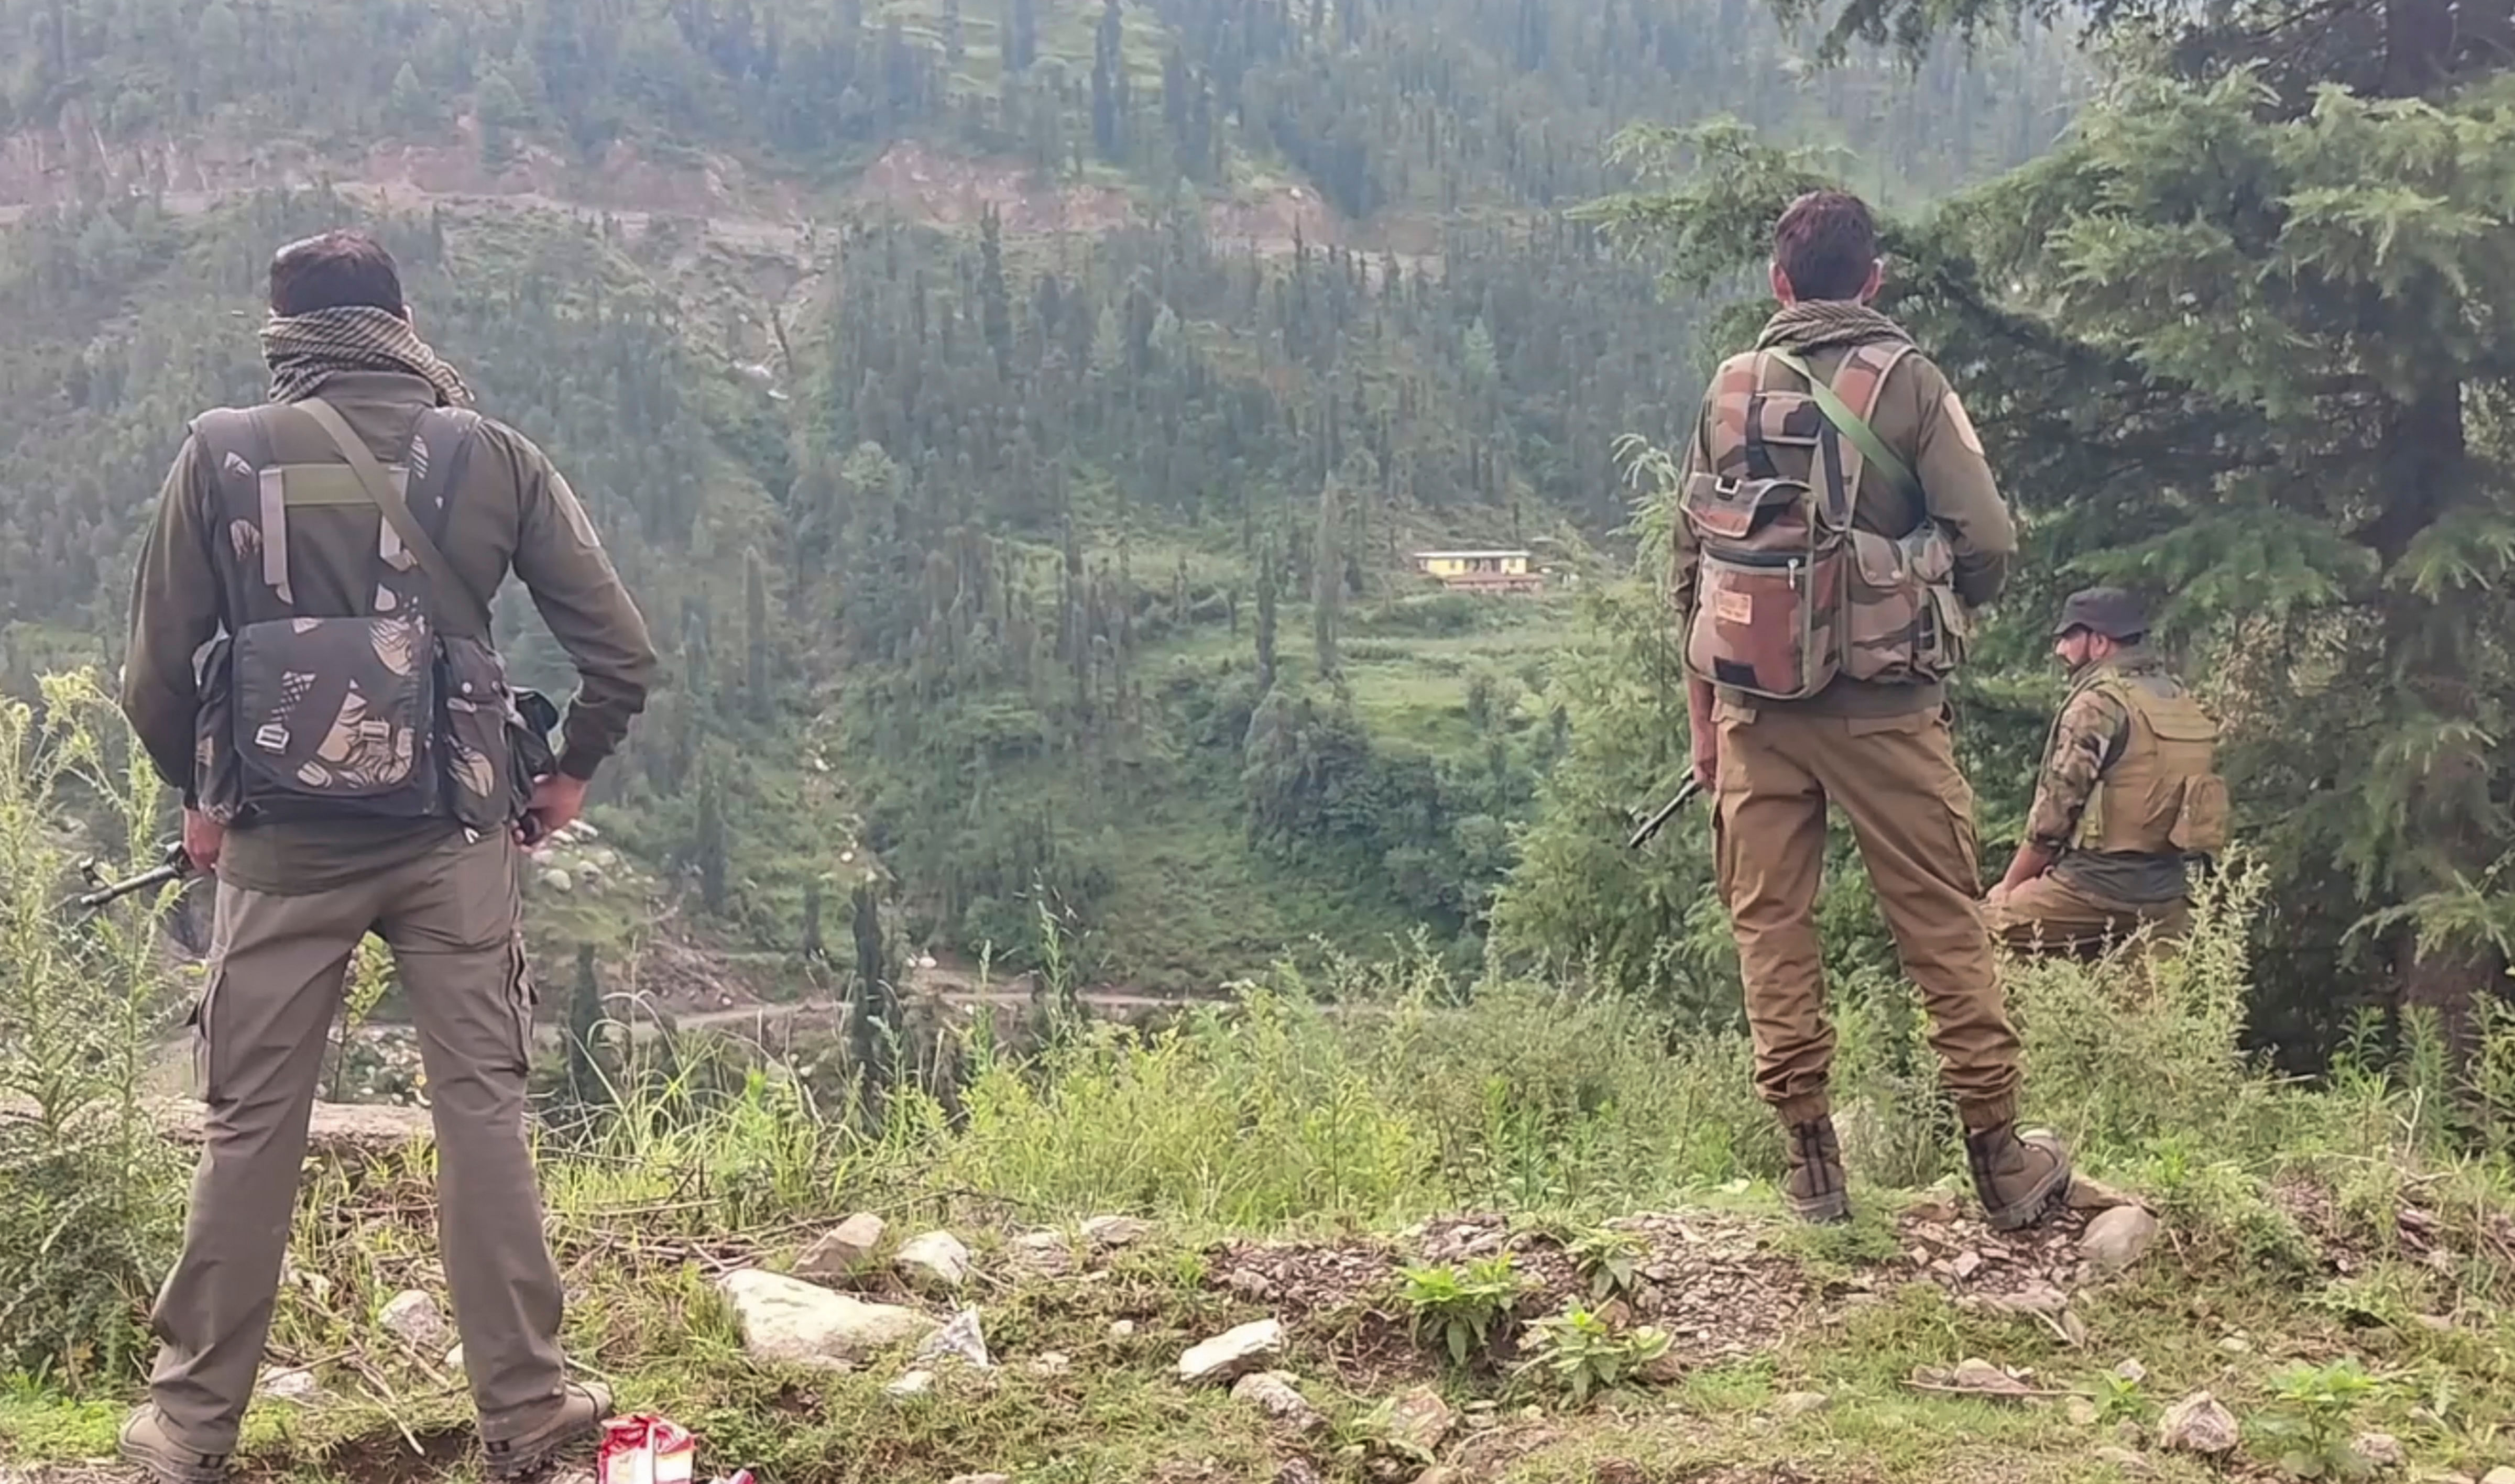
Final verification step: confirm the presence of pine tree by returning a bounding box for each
[695,759,729,915]
[1255,540,1281,690]
[1312,471,1345,678]
[743,546,771,720]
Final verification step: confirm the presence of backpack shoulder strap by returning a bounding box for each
[189,406,293,606]
[290,397,494,640]
[1761,343,1922,504]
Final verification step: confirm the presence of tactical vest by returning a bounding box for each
[2061,667,2229,858]
[187,400,541,832]
[1677,342,1970,701]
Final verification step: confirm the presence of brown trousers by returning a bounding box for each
[1710,698,2022,1131]
[1985,873,2190,957]
[147,830,568,1452]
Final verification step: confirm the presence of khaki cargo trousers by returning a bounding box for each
[147,830,568,1454]
[1984,872,2191,957]
[1710,697,2025,1133]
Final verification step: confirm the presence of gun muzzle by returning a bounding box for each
[1626,776,1705,850]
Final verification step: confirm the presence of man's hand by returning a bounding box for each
[519,773,588,847]
[1690,720,1720,792]
[181,807,224,873]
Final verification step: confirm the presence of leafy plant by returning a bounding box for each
[1566,1226,1645,1304]
[1521,1305,1672,1405]
[2252,1359,2387,1480]
[1397,1252,1524,1367]
[2092,1366,2151,1426]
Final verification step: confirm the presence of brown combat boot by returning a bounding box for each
[1782,1117,1850,1224]
[483,1380,612,1480]
[1966,1123,2073,1232]
[118,1405,230,1484]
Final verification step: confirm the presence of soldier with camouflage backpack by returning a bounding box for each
[1669,190,2072,1232]
[116,229,656,1481]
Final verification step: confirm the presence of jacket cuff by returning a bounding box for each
[557,746,604,782]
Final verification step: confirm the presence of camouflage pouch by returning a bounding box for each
[1681,466,1847,700]
[227,613,440,816]
[2169,774,2230,854]
[1842,523,1970,685]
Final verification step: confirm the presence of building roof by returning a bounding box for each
[1410,549,1531,560]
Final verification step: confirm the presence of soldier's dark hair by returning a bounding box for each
[1773,190,1878,302]
[268,229,406,318]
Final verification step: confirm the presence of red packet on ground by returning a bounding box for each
[597,1414,697,1484]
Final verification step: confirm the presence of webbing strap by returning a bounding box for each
[1761,347,1922,502]
[290,397,495,640]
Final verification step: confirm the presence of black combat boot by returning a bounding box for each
[1966,1123,2073,1232]
[1783,1117,1850,1224]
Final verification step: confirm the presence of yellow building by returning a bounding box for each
[1410,549,1542,594]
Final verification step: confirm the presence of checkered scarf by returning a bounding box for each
[261,305,473,407]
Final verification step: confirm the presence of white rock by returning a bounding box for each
[1233,1371,1324,1433]
[947,1476,1012,1484]
[2081,1207,2162,1272]
[444,1344,464,1370]
[1082,1215,1153,1251]
[2354,1433,2406,1470]
[379,1290,456,1353]
[539,866,575,894]
[2480,1469,2515,1484]
[2158,1391,2239,1455]
[2114,1359,2147,1385]
[1028,1351,1072,1377]
[573,821,601,841]
[2092,1445,2152,1476]
[795,1213,888,1280]
[1950,1357,2035,1402]
[915,1307,992,1370]
[897,1230,973,1290]
[716,1269,938,1369]
[1109,1319,1138,1342]
[258,1367,321,1402]
[1178,1318,1284,1384]
[885,1369,934,1399]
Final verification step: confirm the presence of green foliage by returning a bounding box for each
[2253,1359,2388,1480]
[1398,1252,1525,1367]
[327,935,396,1103]
[0,675,184,1391]
[1520,1304,1674,1405]
[1566,1226,1646,1304]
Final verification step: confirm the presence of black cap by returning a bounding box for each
[2053,587,2148,641]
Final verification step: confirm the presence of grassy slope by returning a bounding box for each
[5,896,2513,1484]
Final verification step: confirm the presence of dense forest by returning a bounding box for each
[4,0,2509,1079]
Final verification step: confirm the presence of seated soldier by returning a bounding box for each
[1984,587,2229,955]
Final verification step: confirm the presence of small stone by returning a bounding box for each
[379,1290,455,1353]
[2354,1433,2406,1470]
[1028,1351,1072,1377]
[795,1213,888,1280]
[947,1476,1013,1484]
[2485,1471,2515,1484]
[2158,1391,2239,1455]
[1384,1387,1457,1457]
[2114,1358,2148,1385]
[1906,1192,1962,1223]
[539,866,575,894]
[2218,1335,2253,1355]
[914,1307,992,1370]
[1082,1215,1153,1250]
[2412,1314,2454,1334]
[885,1369,934,1399]
[2092,1445,2153,1476]
[1178,1319,1284,1384]
[1774,1391,1832,1419]
[444,1344,464,1370]
[1415,1470,1463,1484]
[2080,1207,2162,1272]
[2115,1419,2147,1448]
[1008,1230,1076,1277]
[1109,1319,1138,1342]
[2068,1176,2144,1212]
[1951,1250,1984,1281]
[1948,1357,2034,1402]
[1233,1371,1325,1433]
[2068,1397,2100,1427]
[258,1367,321,1402]
[716,1269,939,1369]
[896,1230,972,1290]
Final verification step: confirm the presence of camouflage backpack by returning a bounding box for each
[188,396,551,832]
[1677,342,1970,701]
